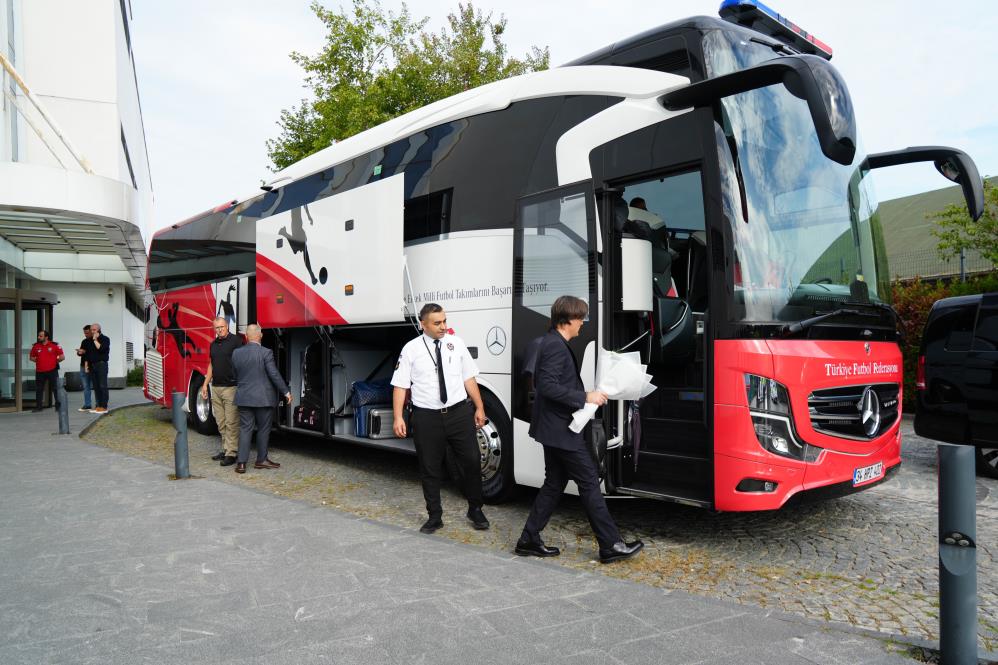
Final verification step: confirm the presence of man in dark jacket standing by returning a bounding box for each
[515,295,643,563]
[232,324,290,474]
[82,323,110,414]
[75,325,94,412]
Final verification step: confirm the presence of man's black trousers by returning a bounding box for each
[521,445,622,551]
[411,401,483,517]
[90,361,109,408]
[35,369,59,408]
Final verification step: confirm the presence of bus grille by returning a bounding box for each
[807,383,899,440]
[145,350,164,400]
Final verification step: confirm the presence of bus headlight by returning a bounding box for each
[750,414,803,459]
[745,374,790,414]
[745,374,809,461]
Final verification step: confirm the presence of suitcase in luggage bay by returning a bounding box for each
[351,380,393,408]
[367,407,397,439]
[355,403,390,437]
[294,404,321,432]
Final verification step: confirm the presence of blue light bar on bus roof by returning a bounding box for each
[718,0,833,60]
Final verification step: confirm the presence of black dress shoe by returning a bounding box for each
[211,451,225,461]
[515,540,560,558]
[599,540,644,564]
[466,507,490,530]
[31,408,44,413]
[220,456,237,467]
[419,516,443,534]
[235,463,246,474]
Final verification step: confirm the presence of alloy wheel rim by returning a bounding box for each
[196,389,211,422]
[477,420,501,482]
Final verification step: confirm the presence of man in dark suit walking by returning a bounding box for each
[232,324,291,474]
[515,295,643,564]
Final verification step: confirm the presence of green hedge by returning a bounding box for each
[126,366,144,387]
[892,273,998,402]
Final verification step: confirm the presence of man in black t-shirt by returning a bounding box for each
[76,325,94,412]
[201,317,243,465]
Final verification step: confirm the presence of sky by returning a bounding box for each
[130,0,998,234]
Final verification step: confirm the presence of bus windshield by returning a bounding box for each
[704,29,890,325]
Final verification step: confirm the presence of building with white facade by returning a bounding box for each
[0,0,152,411]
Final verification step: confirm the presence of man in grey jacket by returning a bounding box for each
[232,324,291,474]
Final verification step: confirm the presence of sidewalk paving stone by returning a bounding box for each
[0,388,957,663]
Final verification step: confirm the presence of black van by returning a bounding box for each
[914,292,998,478]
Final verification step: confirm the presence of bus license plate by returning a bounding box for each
[853,462,884,486]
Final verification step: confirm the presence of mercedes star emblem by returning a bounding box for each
[858,387,881,438]
[486,326,507,355]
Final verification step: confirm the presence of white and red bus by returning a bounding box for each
[144,1,984,510]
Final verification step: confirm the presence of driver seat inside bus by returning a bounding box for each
[610,195,694,365]
[613,197,674,298]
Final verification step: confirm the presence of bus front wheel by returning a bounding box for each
[479,390,515,504]
[187,374,218,436]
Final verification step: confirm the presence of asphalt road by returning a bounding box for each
[83,404,998,651]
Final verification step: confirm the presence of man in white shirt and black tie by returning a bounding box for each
[391,303,489,534]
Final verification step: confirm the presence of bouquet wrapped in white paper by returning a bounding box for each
[569,347,656,432]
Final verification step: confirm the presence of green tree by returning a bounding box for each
[929,177,998,265]
[267,0,549,170]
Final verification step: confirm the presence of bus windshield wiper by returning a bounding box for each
[843,299,904,340]
[844,299,900,321]
[780,308,879,338]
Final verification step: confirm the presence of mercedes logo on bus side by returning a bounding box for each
[859,387,881,438]
[486,326,507,355]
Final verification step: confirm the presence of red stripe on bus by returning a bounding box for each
[256,253,348,327]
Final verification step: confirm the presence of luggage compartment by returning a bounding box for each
[267,324,418,452]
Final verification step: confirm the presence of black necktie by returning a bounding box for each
[434,339,448,405]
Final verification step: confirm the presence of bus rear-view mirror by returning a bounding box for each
[661,54,857,166]
[864,146,985,221]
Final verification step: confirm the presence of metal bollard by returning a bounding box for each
[938,443,977,664]
[56,379,70,434]
[171,391,190,479]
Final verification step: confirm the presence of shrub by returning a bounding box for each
[126,366,144,387]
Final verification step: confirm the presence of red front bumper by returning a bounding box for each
[713,339,903,511]
[714,405,901,511]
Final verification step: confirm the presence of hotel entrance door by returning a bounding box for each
[0,289,57,412]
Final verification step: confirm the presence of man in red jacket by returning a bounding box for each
[29,329,64,412]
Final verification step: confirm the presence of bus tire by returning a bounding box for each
[479,390,516,504]
[187,374,218,436]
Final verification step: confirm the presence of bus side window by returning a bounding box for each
[403,189,452,242]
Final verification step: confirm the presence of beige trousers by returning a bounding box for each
[211,384,239,456]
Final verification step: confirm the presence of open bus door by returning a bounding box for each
[598,168,713,508]
[511,183,600,488]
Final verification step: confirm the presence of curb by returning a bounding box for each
[77,400,153,438]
